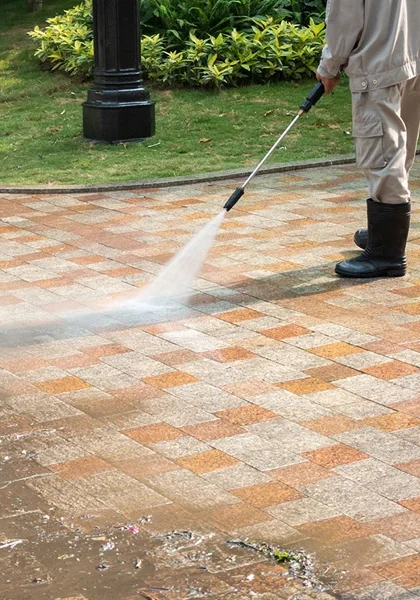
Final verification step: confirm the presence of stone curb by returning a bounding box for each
[0,155,356,195]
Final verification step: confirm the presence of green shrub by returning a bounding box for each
[286,0,326,25]
[28,0,326,86]
[141,0,293,45]
[141,19,325,87]
[28,1,93,76]
[141,0,326,41]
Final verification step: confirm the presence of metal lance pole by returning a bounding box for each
[83,0,155,143]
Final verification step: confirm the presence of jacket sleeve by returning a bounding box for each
[317,0,365,78]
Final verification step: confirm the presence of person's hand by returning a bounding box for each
[316,72,341,94]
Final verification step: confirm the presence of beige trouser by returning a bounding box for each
[352,75,420,204]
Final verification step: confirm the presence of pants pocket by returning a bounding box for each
[353,120,387,169]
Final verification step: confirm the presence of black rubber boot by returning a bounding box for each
[354,228,368,249]
[336,199,410,278]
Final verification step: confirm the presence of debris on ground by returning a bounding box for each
[228,539,332,593]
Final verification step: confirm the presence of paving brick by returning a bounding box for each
[142,371,199,388]
[265,496,340,526]
[216,405,277,425]
[49,456,115,481]
[201,463,272,490]
[231,481,302,507]
[124,422,183,444]
[206,501,270,532]
[300,477,406,521]
[370,512,420,542]
[146,469,240,510]
[269,461,334,487]
[176,449,238,473]
[297,516,375,546]
[303,444,368,469]
[74,471,171,518]
[334,427,420,464]
[211,433,305,471]
[181,418,246,441]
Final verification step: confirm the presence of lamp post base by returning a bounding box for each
[83,87,155,143]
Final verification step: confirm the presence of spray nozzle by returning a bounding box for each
[223,187,245,212]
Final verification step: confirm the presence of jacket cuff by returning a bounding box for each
[317,45,344,78]
[317,61,341,79]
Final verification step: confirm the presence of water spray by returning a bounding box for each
[223,81,325,212]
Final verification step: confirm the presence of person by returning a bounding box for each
[316,0,420,278]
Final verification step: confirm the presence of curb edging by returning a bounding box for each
[0,155,356,195]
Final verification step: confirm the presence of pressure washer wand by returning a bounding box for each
[223,81,325,212]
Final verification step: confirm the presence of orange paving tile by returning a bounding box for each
[216,405,276,426]
[142,371,198,388]
[396,459,420,477]
[49,456,114,481]
[176,449,238,474]
[362,412,420,432]
[37,376,91,394]
[372,554,420,579]
[201,347,255,362]
[310,342,364,359]
[362,360,419,380]
[217,308,264,323]
[260,324,311,340]
[390,397,420,417]
[232,481,302,507]
[1,356,48,373]
[399,497,420,513]
[83,344,132,358]
[124,422,184,444]
[304,364,360,382]
[269,462,335,487]
[297,516,375,546]
[370,511,420,541]
[303,414,361,436]
[279,378,335,395]
[303,444,368,469]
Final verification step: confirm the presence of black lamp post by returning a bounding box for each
[83,0,155,143]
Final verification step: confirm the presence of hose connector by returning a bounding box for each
[300,81,325,113]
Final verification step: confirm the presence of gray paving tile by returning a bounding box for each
[334,427,420,464]
[265,496,340,526]
[211,433,305,471]
[201,463,272,490]
[151,436,209,459]
[300,476,406,521]
[146,469,240,510]
[335,374,416,406]
[246,418,334,453]
[333,458,401,485]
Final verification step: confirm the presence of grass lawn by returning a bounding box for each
[0,0,354,186]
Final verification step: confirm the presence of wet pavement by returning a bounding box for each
[1,162,420,599]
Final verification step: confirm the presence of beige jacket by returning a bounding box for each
[317,0,420,92]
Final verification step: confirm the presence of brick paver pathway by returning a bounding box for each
[1,163,420,599]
